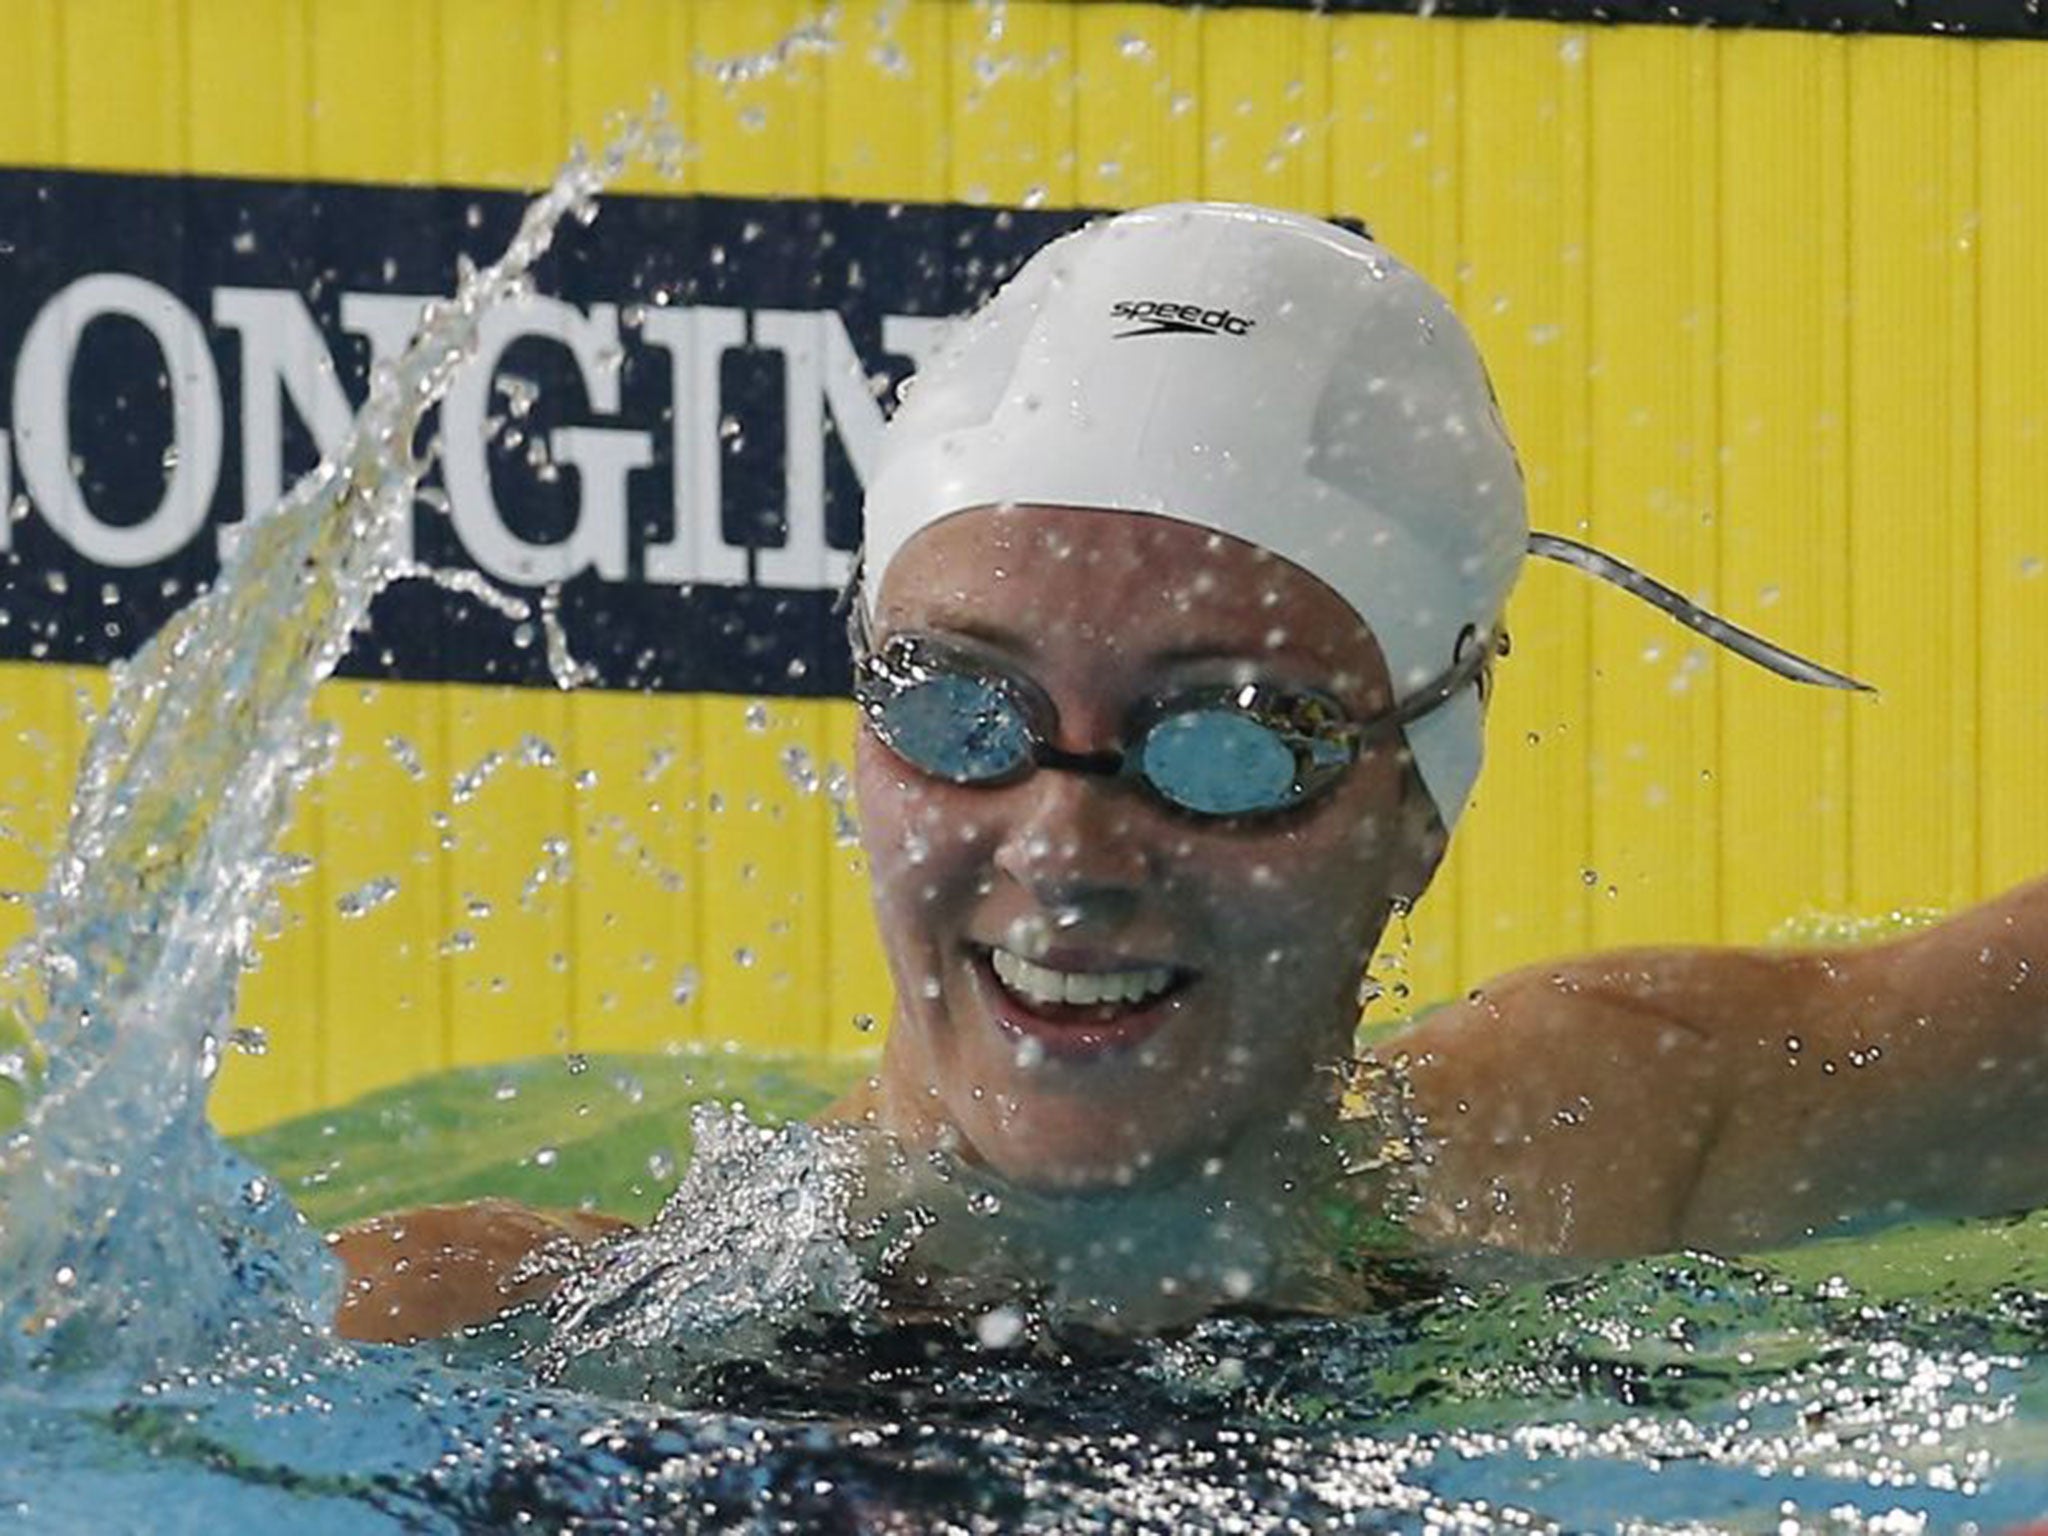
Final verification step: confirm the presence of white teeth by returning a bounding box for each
[989,948,1177,1010]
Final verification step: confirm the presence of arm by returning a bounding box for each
[1373,875,2048,1257]
[328,1198,630,1344]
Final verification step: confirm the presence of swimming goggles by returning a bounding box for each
[843,529,1870,821]
[850,617,1500,819]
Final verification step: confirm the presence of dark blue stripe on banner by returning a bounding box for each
[0,170,1093,696]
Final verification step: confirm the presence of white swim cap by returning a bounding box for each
[861,202,1527,826]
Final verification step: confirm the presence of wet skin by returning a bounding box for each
[835,503,1442,1194]
[329,506,2048,1337]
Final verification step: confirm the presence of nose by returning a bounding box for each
[992,764,1153,919]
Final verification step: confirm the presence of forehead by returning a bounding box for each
[873,504,1389,688]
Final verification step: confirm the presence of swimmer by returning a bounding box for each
[332,203,2048,1341]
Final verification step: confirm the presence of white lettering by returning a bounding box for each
[1,267,952,592]
[640,306,749,588]
[13,274,223,568]
[442,297,649,587]
[751,309,841,590]
[338,292,436,374]
[548,426,654,581]
[752,312,952,589]
[213,287,355,526]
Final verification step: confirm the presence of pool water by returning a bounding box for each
[5,1049,2048,1532]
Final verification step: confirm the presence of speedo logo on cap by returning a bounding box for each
[1110,299,1257,339]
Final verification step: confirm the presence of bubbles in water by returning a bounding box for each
[535,1105,894,1387]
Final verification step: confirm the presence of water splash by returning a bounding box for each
[0,116,659,1379]
[533,1103,903,1391]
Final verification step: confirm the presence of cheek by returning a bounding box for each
[853,737,995,905]
[1190,808,1400,960]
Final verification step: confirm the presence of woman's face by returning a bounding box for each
[856,505,1442,1191]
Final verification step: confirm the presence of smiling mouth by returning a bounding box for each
[974,945,1194,1057]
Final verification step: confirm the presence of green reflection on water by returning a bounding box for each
[233,1049,868,1228]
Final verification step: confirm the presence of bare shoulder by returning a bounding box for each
[1370,901,2048,1255]
[330,1198,630,1344]
[1367,951,1749,1258]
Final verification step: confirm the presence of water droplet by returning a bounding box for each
[969,1305,1024,1357]
[336,875,400,919]
[780,744,818,793]
[384,734,424,779]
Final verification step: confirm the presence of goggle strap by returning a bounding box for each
[1529,531,1875,694]
[1378,633,1498,739]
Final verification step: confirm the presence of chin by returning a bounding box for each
[958,1098,1227,1196]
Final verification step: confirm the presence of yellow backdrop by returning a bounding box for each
[0,0,2041,1133]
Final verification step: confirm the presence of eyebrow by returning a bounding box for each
[904,614,1330,685]
[906,612,1036,657]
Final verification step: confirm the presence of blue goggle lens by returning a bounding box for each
[1136,709,1303,816]
[868,667,1326,817]
[872,673,1036,783]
